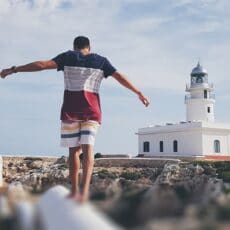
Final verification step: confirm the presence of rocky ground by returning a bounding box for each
[0,156,230,230]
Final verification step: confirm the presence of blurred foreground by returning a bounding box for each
[0,156,230,230]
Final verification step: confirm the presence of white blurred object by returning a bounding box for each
[7,181,27,206]
[8,181,24,193]
[0,155,2,186]
[37,185,121,230]
[14,201,35,230]
[0,195,11,218]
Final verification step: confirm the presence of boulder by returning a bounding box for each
[55,156,68,165]
[137,185,183,223]
[90,177,122,201]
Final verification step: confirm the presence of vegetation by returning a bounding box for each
[214,162,230,183]
[24,157,43,161]
[97,169,118,179]
[94,152,102,159]
[193,161,230,182]
[120,171,142,180]
[175,185,190,202]
[221,171,230,183]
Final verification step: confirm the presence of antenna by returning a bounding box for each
[198,57,201,66]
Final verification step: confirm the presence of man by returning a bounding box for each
[0,36,150,202]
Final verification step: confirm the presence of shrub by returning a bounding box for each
[120,171,142,180]
[95,152,102,159]
[97,169,117,179]
[213,161,230,170]
[222,171,230,183]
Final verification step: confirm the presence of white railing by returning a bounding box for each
[186,82,214,91]
[185,93,215,101]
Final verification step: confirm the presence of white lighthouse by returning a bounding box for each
[185,62,215,122]
[137,62,230,160]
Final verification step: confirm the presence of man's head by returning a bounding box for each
[73,36,90,51]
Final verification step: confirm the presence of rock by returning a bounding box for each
[6,166,70,193]
[204,166,217,176]
[90,177,121,200]
[29,161,43,169]
[194,164,204,175]
[216,193,229,207]
[55,156,68,165]
[8,162,14,168]
[137,185,183,223]
[142,218,201,230]
[136,177,153,186]
[155,163,194,186]
[16,165,26,173]
[155,163,181,185]
[184,205,199,219]
[202,178,224,204]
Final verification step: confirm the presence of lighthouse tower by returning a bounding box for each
[185,62,215,122]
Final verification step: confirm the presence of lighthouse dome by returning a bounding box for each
[191,62,208,76]
[190,62,208,85]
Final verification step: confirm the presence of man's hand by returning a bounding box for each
[0,68,14,79]
[137,91,150,107]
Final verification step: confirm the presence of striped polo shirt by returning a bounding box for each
[52,50,116,124]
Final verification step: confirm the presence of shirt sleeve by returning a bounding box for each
[52,52,67,71]
[103,58,117,78]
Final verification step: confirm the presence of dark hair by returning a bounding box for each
[73,36,90,50]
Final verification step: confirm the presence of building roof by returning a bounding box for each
[137,121,230,135]
[191,62,208,76]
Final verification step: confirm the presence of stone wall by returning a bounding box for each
[94,158,180,168]
[2,156,181,170]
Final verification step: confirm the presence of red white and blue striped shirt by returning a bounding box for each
[52,50,116,124]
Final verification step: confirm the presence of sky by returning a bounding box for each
[0,0,230,156]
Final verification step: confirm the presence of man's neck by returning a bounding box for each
[77,48,90,56]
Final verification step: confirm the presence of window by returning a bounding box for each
[173,140,178,152]
[160,141,164,152]
[204,90,208,99]
[214,140,220,153]
[143,141,150,152]
[207,107,211,113]
[196,76,203,83]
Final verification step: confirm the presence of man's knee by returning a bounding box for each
[81,144,94,162]
[81,144,93,154]
[69,146,82,156]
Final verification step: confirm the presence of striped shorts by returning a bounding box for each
[60,120,100,148]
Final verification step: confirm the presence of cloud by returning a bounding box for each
[0,0,229,91]
[0,0,229,99]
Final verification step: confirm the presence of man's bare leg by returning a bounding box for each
[80,144,94,202]
[68,146,82,198]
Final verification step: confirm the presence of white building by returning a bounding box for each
[137,63,230,160]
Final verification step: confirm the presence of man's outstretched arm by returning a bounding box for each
[0,60,57,78]
[112,71,150,107]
